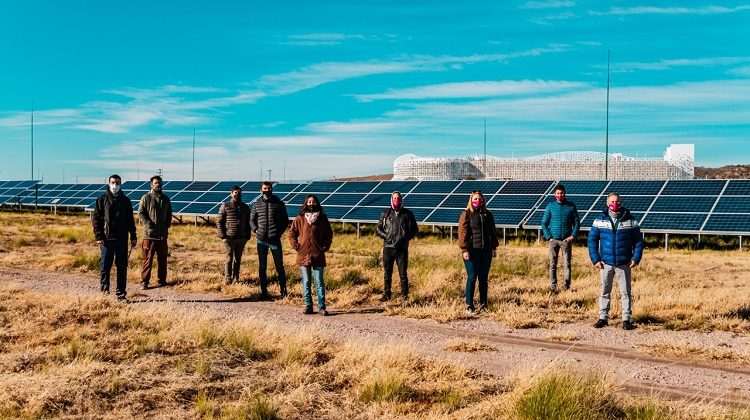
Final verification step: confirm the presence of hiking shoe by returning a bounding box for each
[549,286,558,294]
[303,305,314,315]
[319,308,329,316]
[465,305,476,315]
[380,293,391,302]
[116,294,127,302]
[224,278,233,285]
[259,292,271,301]
[158,280,167,287]
[622,320,636,330]
[594,319,608,328]
[140,282,148,290]
[479,304,488,313]
[564,283,571,291]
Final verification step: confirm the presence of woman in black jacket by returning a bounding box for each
[457,191,499,314]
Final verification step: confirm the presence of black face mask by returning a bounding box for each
[262,190,272,198]
[306,204,320,212]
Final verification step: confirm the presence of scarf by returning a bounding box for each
[304,211,320,225]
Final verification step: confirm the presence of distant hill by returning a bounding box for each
[333,174,393,181]
[695,165,750,179]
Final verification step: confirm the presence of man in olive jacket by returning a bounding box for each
[138,175,172,289]
[376,191,419,301]
[250,181,289,299]
[92,174,137,300]
[541,184,580,291]
[217,185,251,285]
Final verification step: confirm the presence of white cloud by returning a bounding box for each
[0,109,80,128]
[593,5,750,15]
[256,45,571,95]
[354,80,588,102]
[611,56,750,72]
[727,65,750,77]
[283,33,367,46]
[520,0,575,9]
[529,11,577,25]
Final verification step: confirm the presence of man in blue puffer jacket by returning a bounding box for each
[588,192,644,330]
[541,184,580,291]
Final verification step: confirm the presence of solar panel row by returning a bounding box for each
[3,179,750,235]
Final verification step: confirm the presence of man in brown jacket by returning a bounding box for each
[138,175,172,289]
[217,185,251,285]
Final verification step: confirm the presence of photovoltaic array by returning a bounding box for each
[3,179,750,235]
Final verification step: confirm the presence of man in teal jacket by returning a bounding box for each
[541,184,580,291]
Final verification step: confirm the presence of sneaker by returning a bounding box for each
[303,305,314,315]
[622,320,636,330]
[549,286,558,294]
[479,304,488,313]
[465,305,476,315]
[116,294,127,302]
[279,289,288,299]
[319,308,329,316]
[259,292,271,301]
[140,282,148,290]
[594,319,608,328]
[380,293,391,302]
[564,283,571,291]
[158,280,167,287]
[224,278,233,285]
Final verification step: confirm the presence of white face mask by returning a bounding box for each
[109,183,121,194]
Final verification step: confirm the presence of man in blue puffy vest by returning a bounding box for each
[588,193,644,330]
[541,184,580,292]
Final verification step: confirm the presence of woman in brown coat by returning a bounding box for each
[289,194,334,315]
[458,190,499,314]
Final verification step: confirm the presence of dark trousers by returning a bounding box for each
[141,239,168,285]
[464,248,493,308]
[257,239,286,295]
[383,247,409,298]
[224,238,248,282]
[100,239,129,297]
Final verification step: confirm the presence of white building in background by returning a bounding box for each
[393,144,694,180]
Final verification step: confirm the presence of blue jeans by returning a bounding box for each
[464,248,493,308]
[300,266,326,309]
[257,239,287,294]
[100,239,129,298]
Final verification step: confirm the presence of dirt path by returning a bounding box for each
[3,266,749,406]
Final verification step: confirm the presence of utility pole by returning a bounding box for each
[267,169,272,181]
[192,127,196,181]
[605,49,610,180]
[483,118,487,178]
[259,160,263,181]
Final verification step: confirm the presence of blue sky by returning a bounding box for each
[1,1,749,183]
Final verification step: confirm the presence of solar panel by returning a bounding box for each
[494,210,529,226]
[402,194,445,208]
[453,180,505,194]
[162,181,191,192]
[287,193,330,205]
[411,208,434,222]
[524,210,545,227]
[713,197,750,213]
[300,182,343,193]
[270,183,302,193]
[605,180,664,195]
[440,194,470,208]
[425,208,463,224]
[337,182,380,193]
[723,180,750,196]
[498,180,553,195]
[322,206,351,219]
[122,181,148,190]
[541,195,598,210]
[357,194,392,207]
[343,207,384,221]
[487,195,542,209]
[650,196,717,213]
[322,194,365,206]
[185,181,218,191]
[661,179,725,195]
[641,213,708,231]
[196,191,231,203]
[592,195,656,212]
[171,191,206,202]
[703,214,750,233]
[410,181,460,194]
[371,181,418,194]
[554,180,608,195]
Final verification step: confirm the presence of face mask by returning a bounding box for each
[109,184,121,194]
[608,202,621,212]
[152,185,162,192]
[556,194,565,203]
[391,198,401,208]
[262,191,272,197]
[472,199,482,209]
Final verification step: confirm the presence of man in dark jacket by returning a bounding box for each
[541,184,580,291]
[217,185,251,285]
[588,193,644,331]
[250,181,289,299]
[92,174,137,300]
[138,175,172,289]
[376,191,419,301]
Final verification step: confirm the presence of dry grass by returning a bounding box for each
[2,211,750,337]
[637,342,750,369]
[1,281,748,417]
[445,340,498,353]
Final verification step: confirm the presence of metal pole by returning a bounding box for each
[664,233,669,251]
[192,127,196,181]
[259,160,263,181]
[503,227,506,246]
[740,236,743,251]
[356,222,360,239]
[605,49,610,180]
[450,226,453,242]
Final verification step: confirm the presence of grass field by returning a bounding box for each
[1,210,750,418]
[1,211,748,334]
